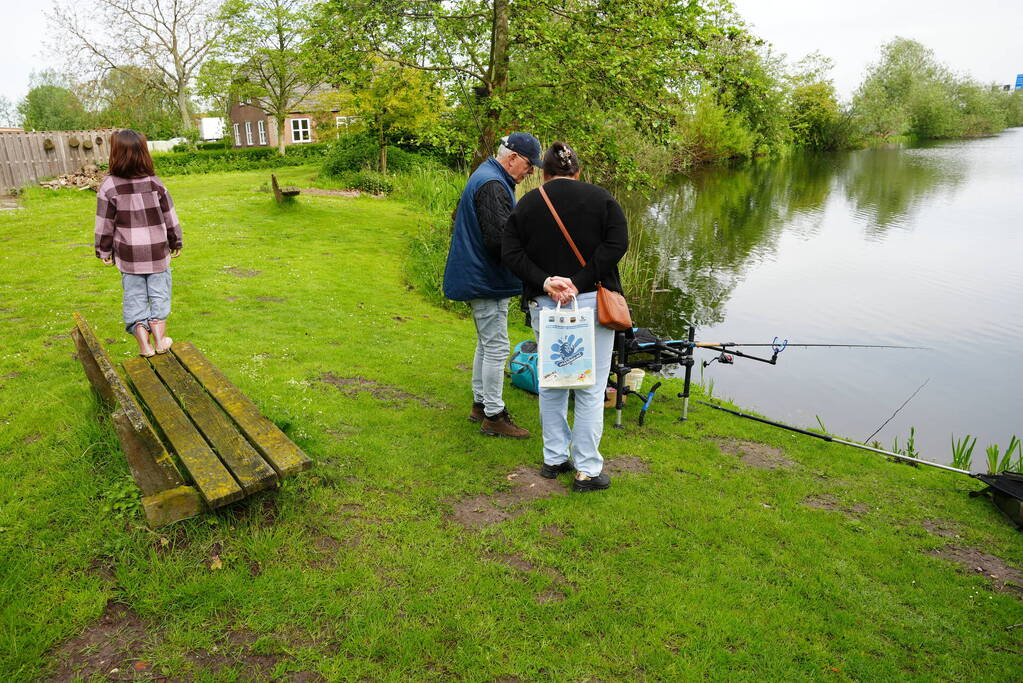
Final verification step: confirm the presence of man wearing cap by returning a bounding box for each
[443,132,542,439]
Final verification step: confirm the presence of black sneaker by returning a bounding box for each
[572,472,611,492]
[540,461,574,479]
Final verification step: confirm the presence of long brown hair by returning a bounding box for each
[108,129,155,178]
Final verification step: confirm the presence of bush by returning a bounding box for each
[322,133,440,177]
[322,133,379,176]
[153,143,329,175]
[672,95,756,167]
[344,170,393,194]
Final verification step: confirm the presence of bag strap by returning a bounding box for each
[538,184,586,268]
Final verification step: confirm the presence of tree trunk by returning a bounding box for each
[176,85,193,131]
[378,124,387,174]
[277,115,287,155]
[471,0,510,169]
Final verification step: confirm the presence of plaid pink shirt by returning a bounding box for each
[95,175,183,274]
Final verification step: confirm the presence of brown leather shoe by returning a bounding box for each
[468,402,485,423]
[480,409,530,439]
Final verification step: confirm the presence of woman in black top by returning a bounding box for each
[503,142,628,492]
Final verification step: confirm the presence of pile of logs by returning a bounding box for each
[39,164,107,192]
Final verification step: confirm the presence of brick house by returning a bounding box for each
[228,95,358,148]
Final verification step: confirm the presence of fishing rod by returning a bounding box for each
[696,400,971,475]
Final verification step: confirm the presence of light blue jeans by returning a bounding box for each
[470,297,512,417]
[530,291,615,477]
[121,269,172,334]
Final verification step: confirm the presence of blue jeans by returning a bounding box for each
[530,292,615,477]
[470,297,512,417]
[121,270,172,334]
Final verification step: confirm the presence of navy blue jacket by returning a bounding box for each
[442,158,523,301]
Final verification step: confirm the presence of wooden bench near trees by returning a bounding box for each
[71,313,312,527]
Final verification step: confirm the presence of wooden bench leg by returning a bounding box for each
[142,486,206,527]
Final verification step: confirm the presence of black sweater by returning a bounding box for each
[502,178,628,303]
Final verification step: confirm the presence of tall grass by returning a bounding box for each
[950,434,977,471]
[986,435,1022,474]
[394,167,466,312]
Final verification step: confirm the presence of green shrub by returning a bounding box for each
[386,146,435,173]
[323,133,440,177]
[153,143,329,175]
[322,133,379,176]
[345,170,394,194]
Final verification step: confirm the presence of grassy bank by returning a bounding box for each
[1,166,1021,680]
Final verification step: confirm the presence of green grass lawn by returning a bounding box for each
[1,166,1021,681]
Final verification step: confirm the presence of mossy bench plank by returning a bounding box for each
[150,353,279,495]
[172,341,312,477]
[124,357,245,509]
[73,313,313,527]
[71,313,185,496]
[72,313,203,528]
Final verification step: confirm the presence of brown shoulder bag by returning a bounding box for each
[537,185,632,331]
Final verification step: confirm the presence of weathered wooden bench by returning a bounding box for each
[71,313,312,527]
[271,174,300,204]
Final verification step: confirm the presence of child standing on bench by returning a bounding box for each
[94,129,182,357]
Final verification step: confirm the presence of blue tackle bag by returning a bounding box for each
[509,340,539,394]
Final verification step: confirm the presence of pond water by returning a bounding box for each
[621,127,1023,468]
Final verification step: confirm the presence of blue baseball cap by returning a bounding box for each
[502,132,542,167]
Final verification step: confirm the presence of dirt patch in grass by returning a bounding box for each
[301,187,360,198]
[718,439,795,470]
[535,589,567,604]
[257,296,288,303]
[47,601,151,682]
[223,266,261,277]
[186,628,325,681]
[22,432,42,444]
[487,552,536,572]
[308,527,343,568]
[317,372,440,408]
[43,333,69,347]
[922,519,962,539]
[927,546,1023,597]
[449,466,567,529]
[802,494,869,517]
[541,524,566,539]
[604,455,651,475]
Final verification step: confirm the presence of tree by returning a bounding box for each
[196,58,245,136]
[16,72,91,130]
[786,54,844,150]
[309,0,745,171]
[215,0,316,155]
[90,66,184,139]
[50,0,221,130]
[346,61,446,173]
[0,96,17,128]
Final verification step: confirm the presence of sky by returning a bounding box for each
[730,0,1023,100]
[1,0,1022,117]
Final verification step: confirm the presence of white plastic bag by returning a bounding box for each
[537,296,596,389]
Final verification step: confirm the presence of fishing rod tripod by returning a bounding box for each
[609,326,789,428]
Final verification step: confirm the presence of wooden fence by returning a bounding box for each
[0,130,112,192]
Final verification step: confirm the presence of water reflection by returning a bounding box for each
[843,148,966,234]
[622,146,967,338]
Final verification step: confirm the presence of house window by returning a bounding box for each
[291,118,311,143]
[233,123,240,146]
[245,121,253,145]
[257,120,267,145]
[335,115,357,130]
